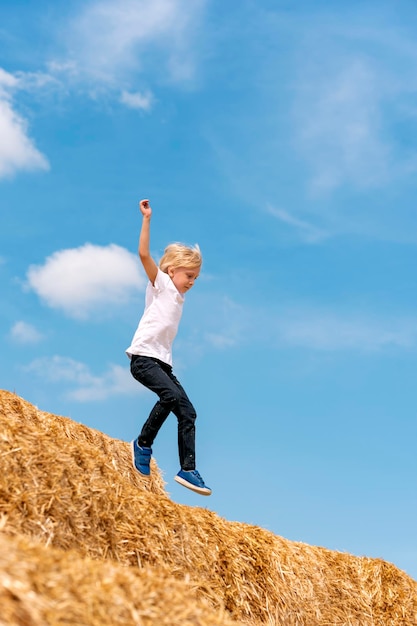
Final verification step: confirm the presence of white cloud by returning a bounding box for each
[54,0,206,88]
[120,89,154,111]
[0,68,18,92]
[190,292,417,355]
[26,243,145,319]
[275,309,417,352]
[0,68,49,179]
[10,321,43,344]
[266,204,328,243]
[291,16,417,195]
[25,355,142,401]
[294,58,390,192]
[0,0,206,141]
[14,70,62,93]
[204,296,247,349]
[205,332,237,349]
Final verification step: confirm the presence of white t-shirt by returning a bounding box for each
[126,268,184,366]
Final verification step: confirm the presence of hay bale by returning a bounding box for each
[0,531,240,626]
[1,389,416,625]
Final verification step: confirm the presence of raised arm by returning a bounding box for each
[138,199,158,285]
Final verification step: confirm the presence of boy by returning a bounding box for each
[126,199,211,496]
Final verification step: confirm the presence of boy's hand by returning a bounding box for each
[139,199,152,218]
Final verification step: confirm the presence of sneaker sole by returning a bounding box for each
[130,440,150,477]
[174,475,212,496]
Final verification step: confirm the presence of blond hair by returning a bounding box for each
[159,243,202,273]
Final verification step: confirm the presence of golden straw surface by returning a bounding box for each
[1,390,416,626]
[0,532,239,626]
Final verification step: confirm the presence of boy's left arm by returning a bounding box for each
[138,199,158,284]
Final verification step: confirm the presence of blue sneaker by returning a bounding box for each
[131,439,152,476]
[174,469,212,496]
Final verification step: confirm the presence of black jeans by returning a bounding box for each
[130,355,197,470]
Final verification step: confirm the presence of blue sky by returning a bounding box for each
[1,0,417,579]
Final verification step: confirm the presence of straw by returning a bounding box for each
[1,390,416,625]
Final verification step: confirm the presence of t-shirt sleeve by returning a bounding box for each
[153,268,170,292]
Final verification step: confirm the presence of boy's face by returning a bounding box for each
[168,266,200,294]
